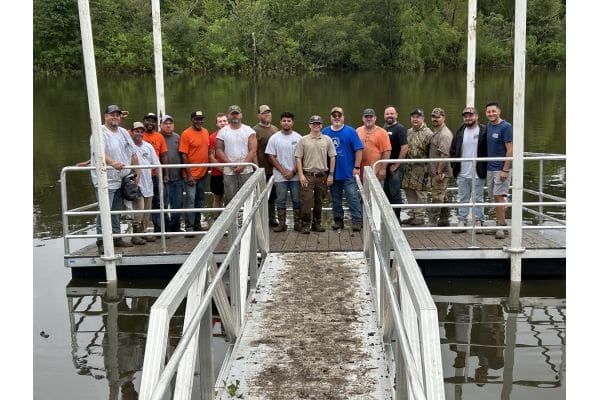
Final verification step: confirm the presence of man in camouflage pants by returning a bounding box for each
[401,108,433,226]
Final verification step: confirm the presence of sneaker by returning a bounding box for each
[331,220,344,230]
[495,229,506,239]
[452,221,467,233]
[475,220,483,234]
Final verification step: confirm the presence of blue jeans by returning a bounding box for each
[95,188,124,243]
[456,175,485,223]
[274,180,300,209]
[330,179,362,224]
[383,166,405,217]
[165,179,183,231]
[184,175,207,228]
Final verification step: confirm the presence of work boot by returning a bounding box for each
[114,238,133,247]
[268,200,279,227]
[274,209,287,232]
[301,222,311,234]
[438,205,450,227]
[131,223,147,245]
[311,222,325,232]
[352,222,362,232]
[293,209,301,232]
[331,219,344,230]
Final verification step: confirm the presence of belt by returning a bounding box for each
[303,170,328,177]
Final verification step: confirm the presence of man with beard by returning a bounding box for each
[382,106,408,219]
[216,105,258,204]
[265,111,302,232]
[180,110,210,236]
[356,108,391,182]
[401,108,432,226]
[141,112,168,237]
[90,104,139,251]
[322,106,364,232]
[428,107,453,227]
[484,102,513,239]
[254,105,280,227]
[450,106,488,233]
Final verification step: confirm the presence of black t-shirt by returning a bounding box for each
[383,122,408,159]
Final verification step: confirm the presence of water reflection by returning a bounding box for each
[66,280,227,399]
[432,279,566,400]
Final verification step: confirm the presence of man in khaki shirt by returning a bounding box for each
[295,115,336,234]
[428,107,454,226]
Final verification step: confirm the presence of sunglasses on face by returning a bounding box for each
[331,113,342,118]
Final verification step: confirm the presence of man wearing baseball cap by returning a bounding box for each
[180,110,211,236]
[401,108,433,226]
[254,104,280,227]
[450,106,488,233]
[356,108,391,182]
[216,105,258,204]
[159,114,185,233]
[428,107,453,227]
[141,112,168,236]
[322,106,364,231]
[90,105,140,251]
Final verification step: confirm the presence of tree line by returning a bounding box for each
[33,0,565,74]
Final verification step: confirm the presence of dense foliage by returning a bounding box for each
[33,0,565,73]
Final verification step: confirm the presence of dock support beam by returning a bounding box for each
[510,0,527,281]
[77,0,117,281]
[466,0,477,107]
[151,0,166,117]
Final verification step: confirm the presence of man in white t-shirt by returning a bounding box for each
[90,104,139,251]
[216,105,258,204]
[265,111,302,232]
[449,107,488,233]
[130,121,160,244]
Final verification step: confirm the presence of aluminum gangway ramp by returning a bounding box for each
[216,251,393,399]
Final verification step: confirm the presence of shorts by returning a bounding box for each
[210,174,224,196]
[486,170,511,197]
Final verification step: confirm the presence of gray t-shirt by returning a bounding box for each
[90,126,135,189]
[265,130,302,182]
[162,132,182,181]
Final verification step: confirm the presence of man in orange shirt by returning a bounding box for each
[142,112,168,236]
[356,108,391,183]
[180,110,210,236]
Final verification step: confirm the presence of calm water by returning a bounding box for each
[33,71,565,399]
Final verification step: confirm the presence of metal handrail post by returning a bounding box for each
[77,0,117,280]
[156,165,167,252]
[469,161,477,247]
[60,169,71,256]
[509,0,528,282]
[538,159,545,225]
[151,0,165,118]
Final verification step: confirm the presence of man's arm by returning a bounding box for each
[296,157,307,187]
[180,153,195,184]
[268,154,293,180]
[377,150,391,180]
[327,156,336,186]
[216,138,232,163]
[353,149,363,177]
[501,142,513,180]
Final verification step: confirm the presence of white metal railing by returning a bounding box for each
[138,169,271,400]
[60,162,258,258]
[373,153,566,240]
[358,167,445,400]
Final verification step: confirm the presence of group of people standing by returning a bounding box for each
[89,100,512,251]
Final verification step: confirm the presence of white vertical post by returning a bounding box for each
[77,0,117,280]
[511,0,527,281]
[151,0,166,117]
[466,0,477,107]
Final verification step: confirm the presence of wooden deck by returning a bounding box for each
[66,223,565,269]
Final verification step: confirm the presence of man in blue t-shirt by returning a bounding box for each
[485,102,513,239]
[323,106,364,231]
